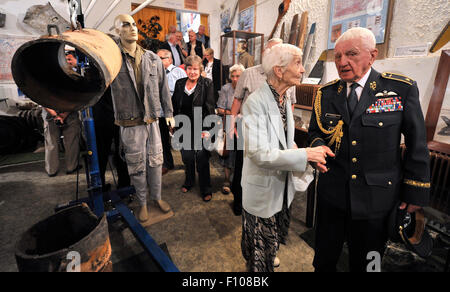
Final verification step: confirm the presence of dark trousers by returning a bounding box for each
[95,121,130,189]
[231,149,243,210]
[159,118,174,169]
[181,149,211,195]
[313,198,389,272]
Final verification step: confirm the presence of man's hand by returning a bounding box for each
[399,202,422,213]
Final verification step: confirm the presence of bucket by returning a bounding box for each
[15,203,112,272]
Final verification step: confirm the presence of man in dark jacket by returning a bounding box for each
[308,27,430,272]
[187,29,205,59]
[196,25,210,48]
[92,87,130,191]
[202,48,222,103]
[161,32,185,67]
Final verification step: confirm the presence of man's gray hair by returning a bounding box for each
[335,27,376,50]
[168,32,177,40]
[262,44,302,80]
[229,64,245,79]
[157,49,172,59]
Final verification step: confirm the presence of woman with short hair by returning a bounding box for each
[172,55,216,202]
[240,44,334,272]
[216,63,245,194]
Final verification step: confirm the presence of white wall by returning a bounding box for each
[209,0,450,115]
[1,0,449,115]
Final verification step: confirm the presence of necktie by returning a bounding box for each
[166,69,170,74]
[347,83,359,116]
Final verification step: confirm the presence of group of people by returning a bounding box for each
[43,14,431,273]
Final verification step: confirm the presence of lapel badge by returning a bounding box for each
[370,81,377,91]
[337,85,343,94]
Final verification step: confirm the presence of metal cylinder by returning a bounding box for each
[15,203,112,272]
[11,28,122,112]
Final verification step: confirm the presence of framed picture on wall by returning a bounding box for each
[238,5,255,32]
[425,50,450,154]
[327,0,391,50]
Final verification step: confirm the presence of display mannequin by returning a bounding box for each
[237,40,254,69]
[110,14,174,222]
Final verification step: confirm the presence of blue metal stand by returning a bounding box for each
[57,107,179,272]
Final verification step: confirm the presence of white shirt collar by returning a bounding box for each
[347,68,372,89]
[167,64,175,72]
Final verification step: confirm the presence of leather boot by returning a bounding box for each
[138,205,149,222]
[155,200,171,213]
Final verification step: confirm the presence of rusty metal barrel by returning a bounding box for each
[15,203,112,272]
[11,27,122,112]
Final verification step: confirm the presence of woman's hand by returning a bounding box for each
[305,146,335,173]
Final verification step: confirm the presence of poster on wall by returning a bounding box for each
[221,8,230,33]
[0,35,37,83]
[238,5,254,32]
[328,0,390,49]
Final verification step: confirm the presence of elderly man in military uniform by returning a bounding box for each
[110,14,174,222]
[308,27,430,272]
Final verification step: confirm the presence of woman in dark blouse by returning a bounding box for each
[172,55,216,202]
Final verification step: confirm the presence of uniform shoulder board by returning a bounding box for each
[320,79,340,89]
[381,72,414,85]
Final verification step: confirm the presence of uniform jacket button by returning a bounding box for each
[351,175,357,180]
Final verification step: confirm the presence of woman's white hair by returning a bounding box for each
[262,44,302,80]
[229,63,245,79]
[335,27,376,50]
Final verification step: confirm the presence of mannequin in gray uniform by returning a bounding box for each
[111,14,175,222]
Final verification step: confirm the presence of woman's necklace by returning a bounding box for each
[186,80,197,91]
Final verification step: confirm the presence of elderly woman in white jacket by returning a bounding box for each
[241,44,334,272]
